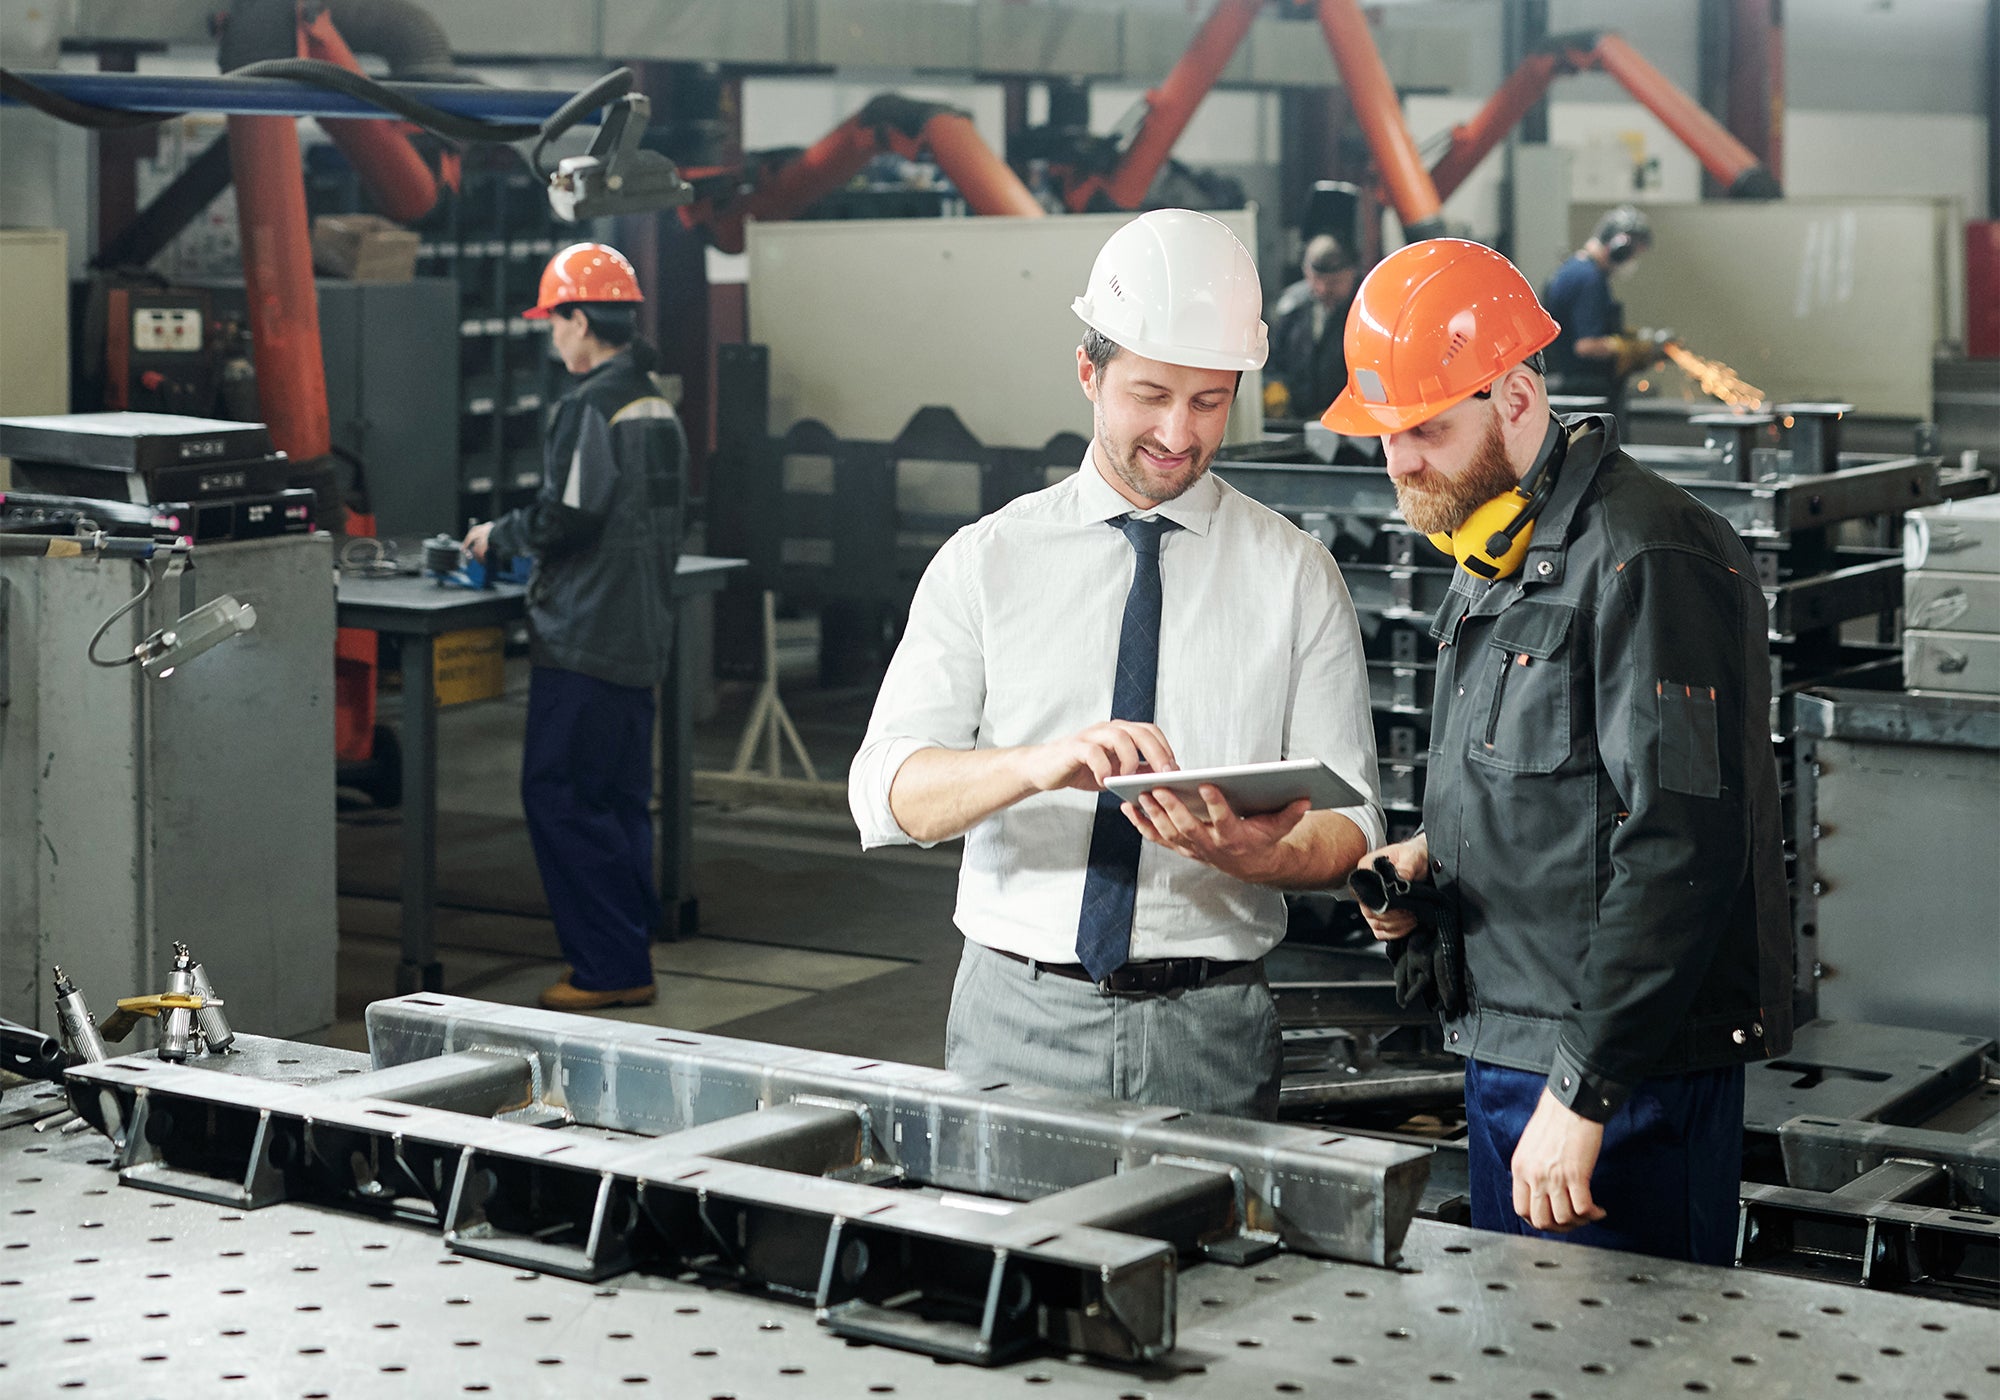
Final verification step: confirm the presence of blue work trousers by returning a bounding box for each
[521,665,659,990]
[1464,1057,1745,1266]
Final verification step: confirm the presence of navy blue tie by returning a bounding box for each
[1075,515,1178,982]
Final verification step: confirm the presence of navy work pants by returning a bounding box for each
[1464,1057,1745,1266]
[521,665,659,991]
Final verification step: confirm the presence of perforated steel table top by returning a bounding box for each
[3,1047,1996,1399]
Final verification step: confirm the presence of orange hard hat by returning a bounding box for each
[1321,238,1559,436]
[522,242,643,319]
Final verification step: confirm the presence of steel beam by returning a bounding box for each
[1218,450,1944,541]
[63,1004,1432,1366]
[1779,1114,2000,1215]
[319,1048,534,1115]
[1765,557,1902,640]
[1270,978,1429,1031]
[66,1054,1186,1362]
[1738,1179,1999,1294]
[362,996,1431,1265]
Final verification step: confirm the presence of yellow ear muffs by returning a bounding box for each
[1427,487,1537,580]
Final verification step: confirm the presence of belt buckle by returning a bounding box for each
[1098,965,1149,996]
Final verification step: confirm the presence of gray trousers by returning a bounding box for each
[944,938,1283,1120]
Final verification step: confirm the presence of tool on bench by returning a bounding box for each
[93,942,237,1061]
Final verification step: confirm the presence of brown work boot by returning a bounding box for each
[538,977,658,1011]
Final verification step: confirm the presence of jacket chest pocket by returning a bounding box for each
[1468,602,1576,774]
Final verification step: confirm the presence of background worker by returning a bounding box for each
[1265,233,1360,421]
[463,241,685,1012]
[1325,238,1792,1264]
[849,209,1382,1119]
[1540,204,1659,409]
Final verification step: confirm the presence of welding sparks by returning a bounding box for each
[1662,342,1765,408]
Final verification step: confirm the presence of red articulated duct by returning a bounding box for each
[1429,49,1562,202]
[299,5,439,223]
[1089,0,1263,211]
[720,95,1040,248]
[222,0,371,762]
[228,113,331,462]
[739,118,880,227]
[1315,0,1446,238]
[921,111,1044,218]
[1586,33,1779,197]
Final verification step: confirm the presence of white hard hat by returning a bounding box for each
[1072,208,1269,371]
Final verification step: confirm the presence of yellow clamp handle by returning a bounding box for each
[113,993,206,1017]
[99,992,207,1045]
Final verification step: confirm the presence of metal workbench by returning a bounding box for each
[3,1032,1994,1398]
[335,555,744,991]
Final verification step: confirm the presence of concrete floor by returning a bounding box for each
[327,649,966,1065]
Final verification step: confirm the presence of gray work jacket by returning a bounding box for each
[1423,414,1793,1121]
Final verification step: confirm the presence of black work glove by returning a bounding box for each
[1348,856,1467,1019]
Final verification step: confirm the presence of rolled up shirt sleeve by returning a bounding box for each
[1287,545,1386,855]
[848,532,987,849]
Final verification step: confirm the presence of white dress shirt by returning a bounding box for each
[849,448,1384,964]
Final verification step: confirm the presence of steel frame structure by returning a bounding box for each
[64,996,1429,1366]
[10,1058,1997,1399]
[1732,982,2000,1303]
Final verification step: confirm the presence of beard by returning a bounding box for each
[1095,404,1217,506]
[1393,411,1521,536]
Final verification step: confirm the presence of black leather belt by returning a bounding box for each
[994,947,1252,995]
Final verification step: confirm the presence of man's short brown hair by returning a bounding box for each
[1304,233,1353,276]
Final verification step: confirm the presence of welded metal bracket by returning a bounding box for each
[65,999,1431,1366]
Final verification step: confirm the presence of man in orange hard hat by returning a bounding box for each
[1329,238,1790,1264]
[848,209,1382,1118]
[464,242,685,1011]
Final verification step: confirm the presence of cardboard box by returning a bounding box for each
[311,214,419,282]
[1905,496,2000,575]
[1905,570,2000,636]
[433,626,505,707]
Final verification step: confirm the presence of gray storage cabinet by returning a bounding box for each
[318,277,461,540]
[1795,689,2000,1045]
[0,533,338,1040]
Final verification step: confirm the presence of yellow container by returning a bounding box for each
[433,626,505,706]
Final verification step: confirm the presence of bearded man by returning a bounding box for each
[1324,239,1791,1266]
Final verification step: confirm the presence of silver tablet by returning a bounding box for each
[1102,758,1369,822]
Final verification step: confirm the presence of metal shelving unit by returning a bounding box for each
[307,145,564,533]
[409,151,564,530]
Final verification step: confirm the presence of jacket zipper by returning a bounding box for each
[1483,652,1519,750]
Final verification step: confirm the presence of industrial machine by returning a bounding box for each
[0,441,338,1042]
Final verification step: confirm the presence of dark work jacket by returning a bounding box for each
[488,350,686,689]
[1541,254,1619,401]
[1423,415,1792,1121]
[1269,290,1353,420]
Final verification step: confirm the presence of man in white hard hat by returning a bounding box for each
[848,209,1383,1118]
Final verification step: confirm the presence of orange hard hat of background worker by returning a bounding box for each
[522,242,643,319]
